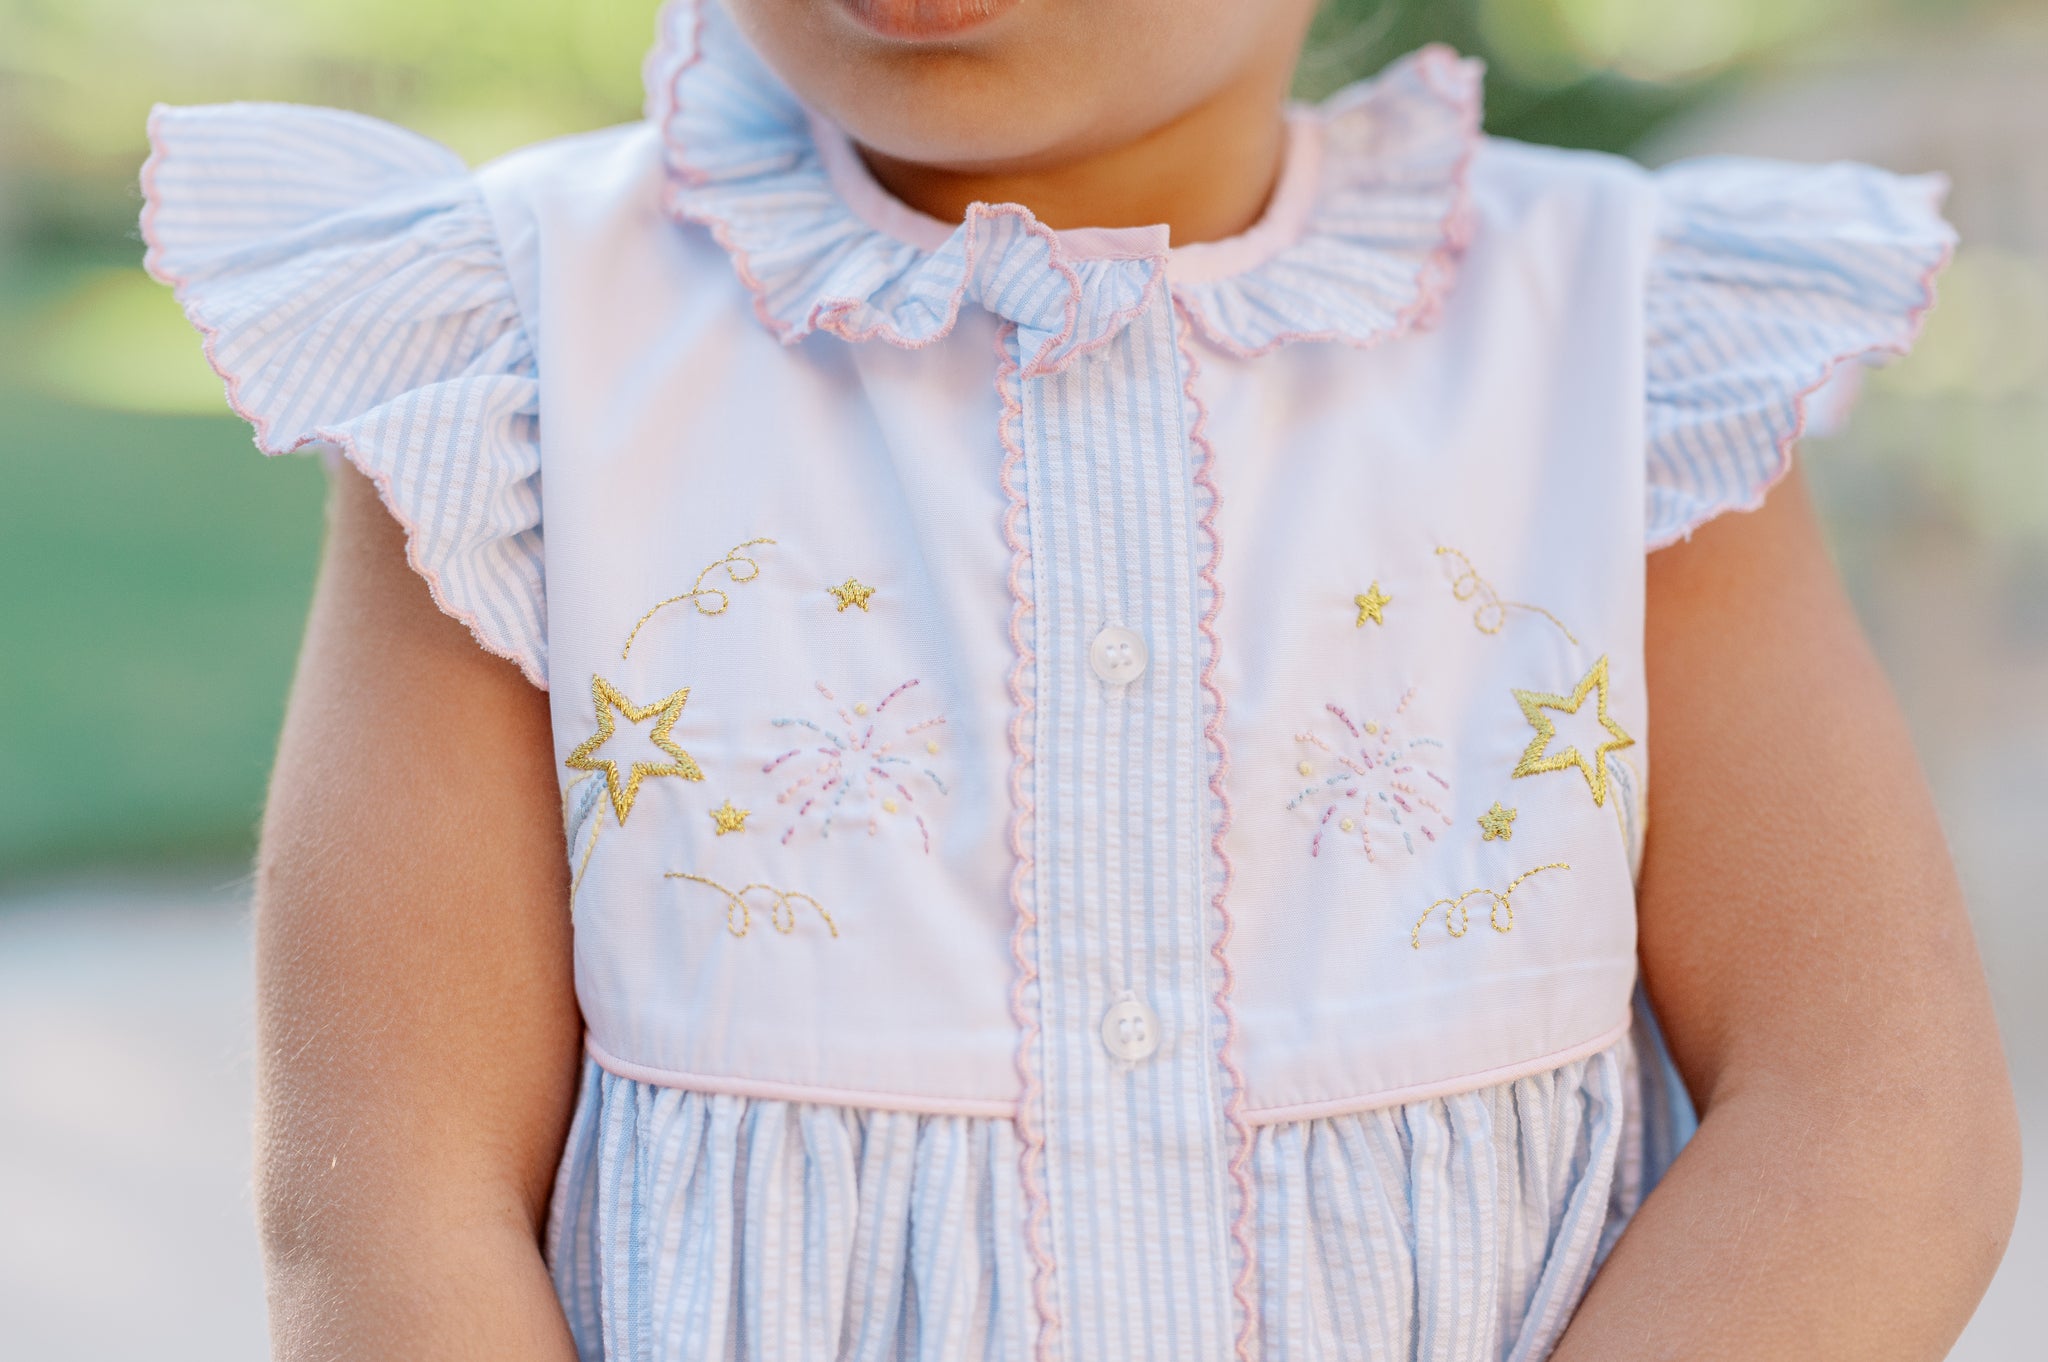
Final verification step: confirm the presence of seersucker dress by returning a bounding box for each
[140,2,1953,1357]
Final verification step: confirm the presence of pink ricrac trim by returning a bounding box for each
[1176,44,1484,361]
[584,1037,1020,1117]
[1240,1015,1635,1126]
[1646,193,1956,550]
[138,107,547,691]
[1172,300,1258,1362]
[994,323,1063,1361]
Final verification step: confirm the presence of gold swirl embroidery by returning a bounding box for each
[1410,862,1569,949]
[621,537,776,658]
[666,872,839,939]
[1434,546,1578,645]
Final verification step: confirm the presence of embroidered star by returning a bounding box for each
[564,676,704,823]
[1510,655,1635,807]
[709,800,751,836]
[1354,583,1392,627]
[828,578,876,612]
[1478,802,1517,842]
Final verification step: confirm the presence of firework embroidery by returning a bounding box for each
[1286,689,1453,859]
[763,679,949,852]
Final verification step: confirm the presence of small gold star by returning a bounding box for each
[828,578,876,612]
[1511,655,1635,807]
[709,800,750,836]
[1478,802,1517,841]
[1354,583,1391,627]
[564,676,704,823]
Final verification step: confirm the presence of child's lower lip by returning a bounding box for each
[832,0,1021,41]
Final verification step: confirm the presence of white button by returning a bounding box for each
[1101,995,1161,1064]
[1090,625,1149,685]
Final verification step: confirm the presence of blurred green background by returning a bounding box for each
[0,0,2042,884]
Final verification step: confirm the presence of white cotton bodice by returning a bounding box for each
[475,118,1650,1119]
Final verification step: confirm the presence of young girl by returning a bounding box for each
[143,0,2020,1357]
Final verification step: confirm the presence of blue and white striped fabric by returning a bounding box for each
[1643,158,1956,548]
[141,104,547,685]
[546,1008,1687,1362]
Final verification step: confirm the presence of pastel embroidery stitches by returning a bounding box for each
[1353,583,1392,627]
[667,872,838,939]
[1511,655,1635,807]
[564,676,704,823]
[765,680,949,851]
[1411,862,1569,949]
[828,578,876,612]
[1287,691,1452,859]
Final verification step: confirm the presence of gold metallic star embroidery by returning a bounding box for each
[828,578,876,612]
[1478,802,1517,841]
[1354,583,1391,627]
[1510,655,1635,807]
[709,800,751,836]
[564,676,703,823]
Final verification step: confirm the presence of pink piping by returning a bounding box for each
[994,322,1063,1359]
[138,107,547,691]
[584,1036,1020,1117]
[1176,44,1485,361]
[653,1,1166,380]
[1647,190,1957,549]
[1172,299,1259,1362]
[1243,1016,1635,1125]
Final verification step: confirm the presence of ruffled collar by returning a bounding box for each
[647,0,1481,372]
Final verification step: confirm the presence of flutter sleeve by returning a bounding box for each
[1644,156,1957,549]
[141,103,546,686]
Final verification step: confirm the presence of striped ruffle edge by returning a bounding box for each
[141,103,547,685]
[1645,156,1956,549]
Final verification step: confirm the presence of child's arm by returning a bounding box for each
[1551,469,2020,1360]
[252,466,583,1359]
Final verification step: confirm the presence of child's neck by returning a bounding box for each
[859,53,1297,247]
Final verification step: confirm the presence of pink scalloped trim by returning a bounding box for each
[652,0,1163,379]
[1176,44,1483,361]
[994,322,1061,1358]
[139,108,547,691]
[1646,204,1956,550]
[1173,300,1259,1360]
